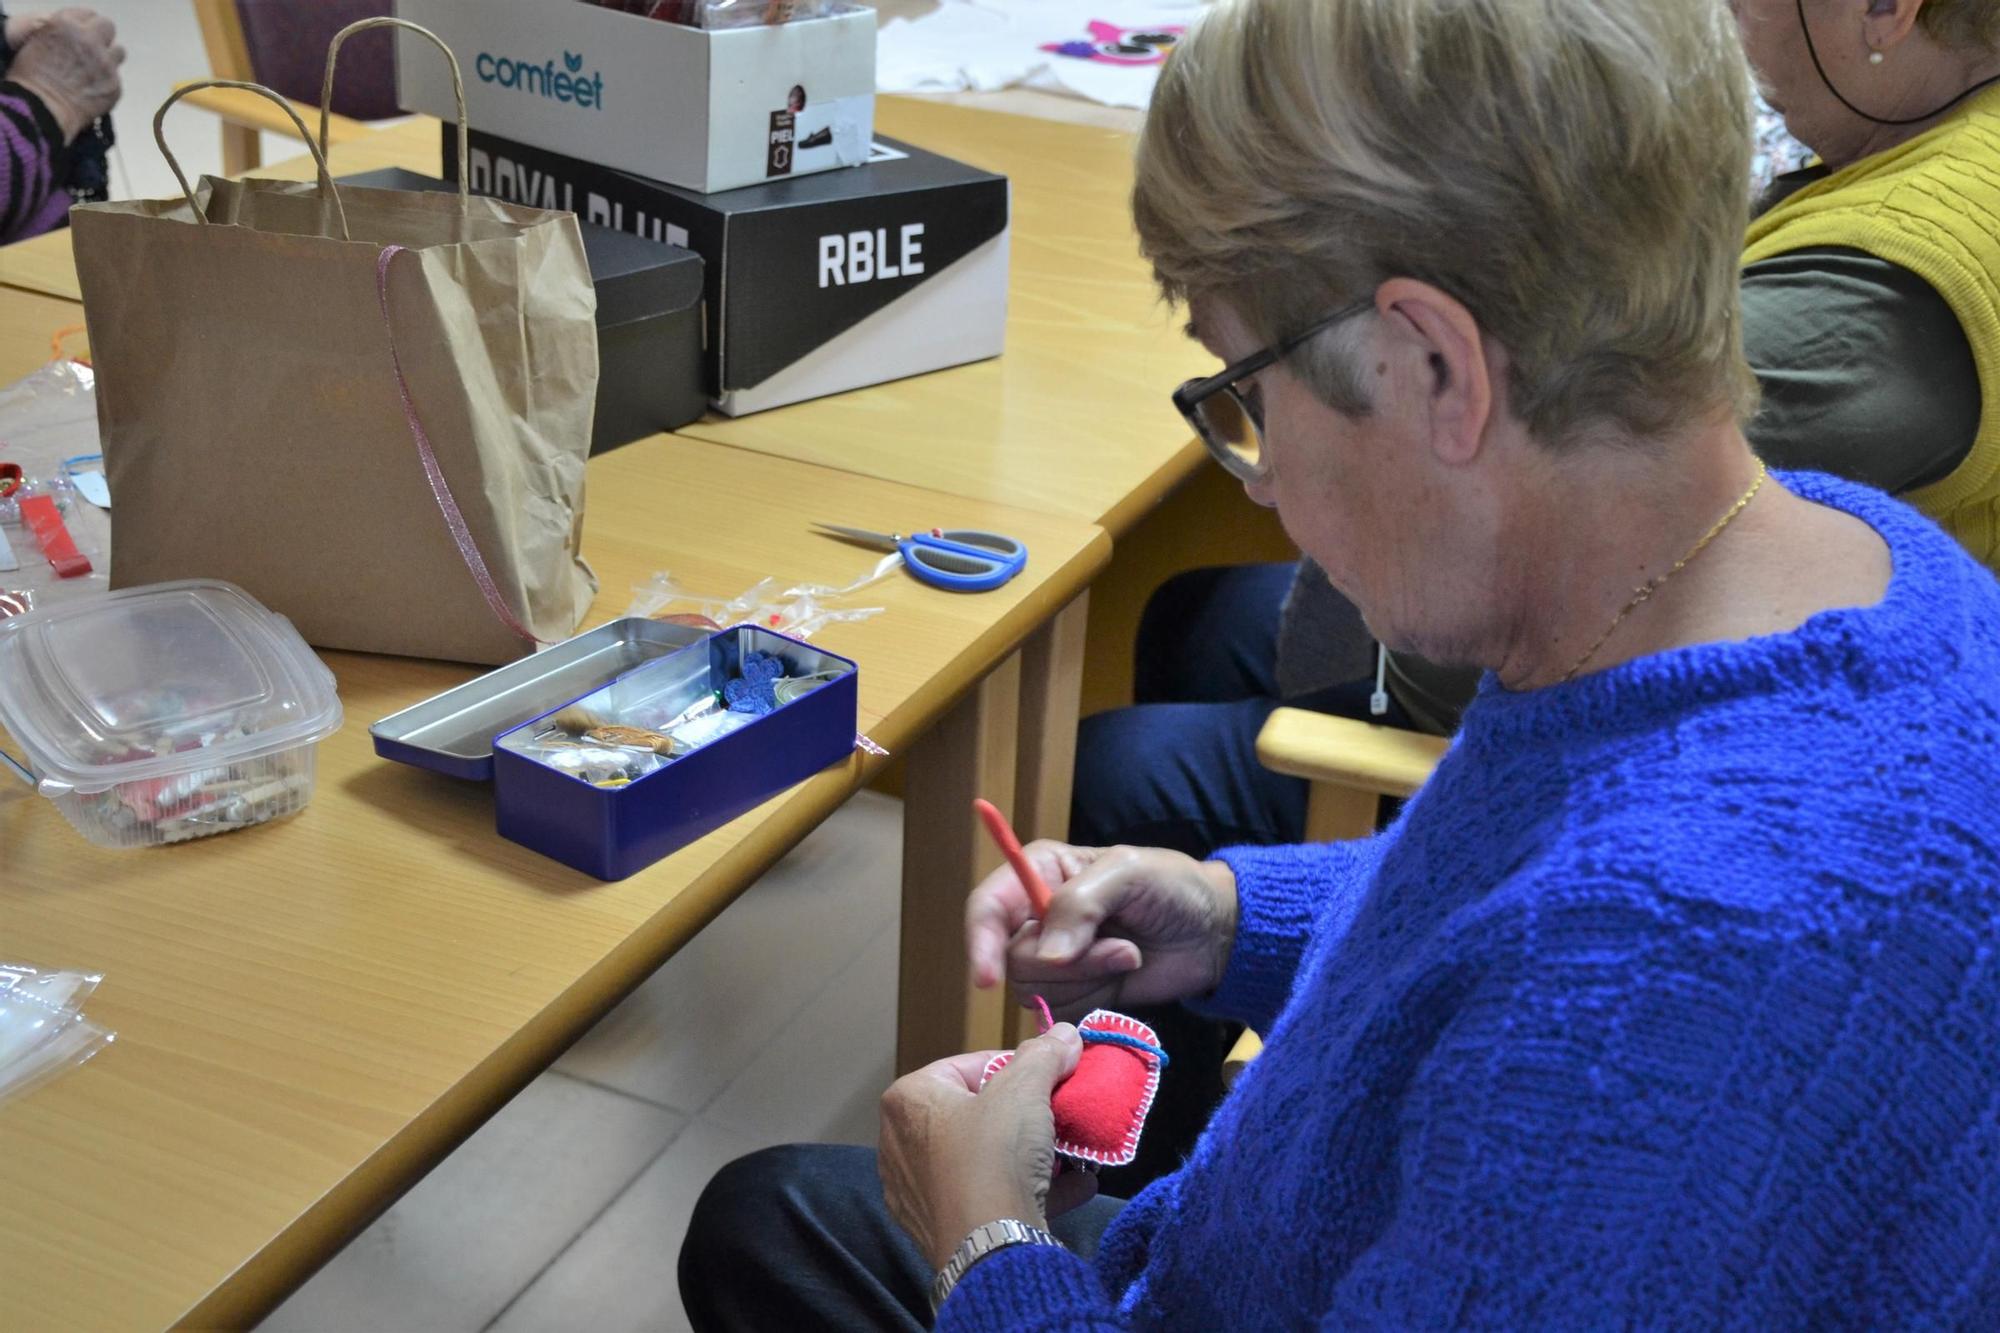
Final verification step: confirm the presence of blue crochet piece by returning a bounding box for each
[724,650,785,716]
[937,472,2000,1331]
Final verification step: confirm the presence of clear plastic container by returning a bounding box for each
[0,580,343,848]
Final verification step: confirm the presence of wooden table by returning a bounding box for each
[0,103,1109,1061]
[0,96,1234,1325]
[0,369,1107,1327]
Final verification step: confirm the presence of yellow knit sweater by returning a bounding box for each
[1743,86,2000,567]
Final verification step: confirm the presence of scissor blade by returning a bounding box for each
[815,522,901,552]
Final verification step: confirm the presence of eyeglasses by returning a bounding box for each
[1170,299,1373,482]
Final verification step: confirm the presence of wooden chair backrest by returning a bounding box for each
[191,0,256,84]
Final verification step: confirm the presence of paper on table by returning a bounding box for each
[876,0,1208,110]
[69,470,109,509]
[0,360,109,610]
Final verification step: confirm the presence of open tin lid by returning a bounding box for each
[371,618,710,781]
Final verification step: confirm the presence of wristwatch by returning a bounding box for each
[931,1218,1063,1313]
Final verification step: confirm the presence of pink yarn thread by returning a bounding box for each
[375,245,544,645]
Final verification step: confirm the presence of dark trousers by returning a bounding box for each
[1068,564,1411,1193]
[678,1143,1125,1332]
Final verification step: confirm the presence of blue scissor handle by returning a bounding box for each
[899,529,1028,592]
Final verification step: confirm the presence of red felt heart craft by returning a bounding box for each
[982,1008,1164,1169]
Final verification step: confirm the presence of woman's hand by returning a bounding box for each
[965,842,1240,1020]
[9,9,124,143]
[5,12,53,51]
[879,1025,1089,1271]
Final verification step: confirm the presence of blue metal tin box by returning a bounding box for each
[371,620,858,880]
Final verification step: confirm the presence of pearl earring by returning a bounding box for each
[1868,49,1885,64]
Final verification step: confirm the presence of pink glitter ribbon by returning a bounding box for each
[376,244,544,645]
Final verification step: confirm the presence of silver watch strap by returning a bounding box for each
[930,1218,1062,1313]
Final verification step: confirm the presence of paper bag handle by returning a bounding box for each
[322,18,469,211]
[153,80,352,241]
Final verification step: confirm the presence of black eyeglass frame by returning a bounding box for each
[1171,298,1374,481]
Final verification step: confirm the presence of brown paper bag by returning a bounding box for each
[69,23,596,664]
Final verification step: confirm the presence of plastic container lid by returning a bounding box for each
[0,580,342,797]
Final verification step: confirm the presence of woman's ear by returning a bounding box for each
[1375,278,1493,466]
[1862,0,1925,53]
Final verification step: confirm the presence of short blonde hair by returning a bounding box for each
[1921,0,2000,52]
[1134,0,1759,445]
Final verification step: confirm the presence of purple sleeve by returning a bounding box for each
[0,81,72,243]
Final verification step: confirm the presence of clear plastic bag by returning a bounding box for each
[0,961,103,1013]
[579,0,838,27]
[693,0,838,29]
[0,359,109,613]
[0,963,114,1105]
[624,567,888,640]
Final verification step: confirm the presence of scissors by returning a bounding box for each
[815,523,1028,592]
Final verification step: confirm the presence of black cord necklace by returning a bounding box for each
[1796,0,2000,126]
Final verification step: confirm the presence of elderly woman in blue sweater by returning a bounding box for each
[679,0,2000,1325]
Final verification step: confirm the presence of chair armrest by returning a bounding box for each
[1221,1028,1263,1087]
[1255,708,1448,799]
[169,82,373,146]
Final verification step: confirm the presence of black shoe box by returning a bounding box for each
[441,127,1010,416]
[341,167,707,454]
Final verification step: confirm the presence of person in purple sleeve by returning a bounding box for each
[0,6,122,243]
[676,0,2000,1327]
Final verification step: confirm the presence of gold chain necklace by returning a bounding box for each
[1560,460,1768,684]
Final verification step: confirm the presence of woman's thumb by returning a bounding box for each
[992,1023,1083,1097]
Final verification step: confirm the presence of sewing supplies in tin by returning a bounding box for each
[813,522,1027,592]
[515,649,845,789]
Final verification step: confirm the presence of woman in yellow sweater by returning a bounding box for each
[1734,0,2000,563]
[1376,0,2000,731]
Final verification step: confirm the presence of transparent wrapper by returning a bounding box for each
[0,963,113,1106]
[578,0,837,27]
[623,557,893,639]
[0,961,102,1013]
[0,359,109,613]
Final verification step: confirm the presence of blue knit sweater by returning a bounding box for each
[941,473,2000,1330]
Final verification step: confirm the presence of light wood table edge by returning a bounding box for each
[1095,439,1211,540]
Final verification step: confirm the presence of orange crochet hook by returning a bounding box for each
[973,797,1054,918]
